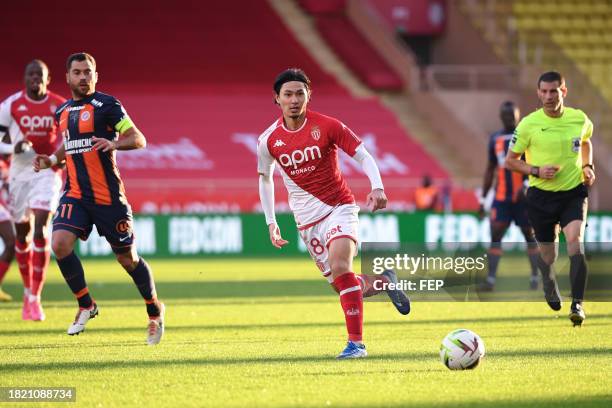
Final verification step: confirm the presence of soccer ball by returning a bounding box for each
[440,329,485,370]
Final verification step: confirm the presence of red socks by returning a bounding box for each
[333,272,363,342]
[31,238,50,297]
[15,241,32,291]
[14,238,50,298]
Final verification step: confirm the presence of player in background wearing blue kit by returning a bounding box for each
[34,52,164,344]
[478,101,540,291]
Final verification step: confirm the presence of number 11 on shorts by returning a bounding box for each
[59,203,73,219]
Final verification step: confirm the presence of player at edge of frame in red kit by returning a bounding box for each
[33,52,165,345]
[0,60,65,319]
[257,68,411,359]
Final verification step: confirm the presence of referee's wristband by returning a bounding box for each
[530,166,540,177]
[582,163,594,171]
[49,154,58,166]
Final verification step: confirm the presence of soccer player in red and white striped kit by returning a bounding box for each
[0,60,65,320]
[257,69,410,359]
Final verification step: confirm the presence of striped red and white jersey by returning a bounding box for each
[0,90,66,182]
[257,110,361,227]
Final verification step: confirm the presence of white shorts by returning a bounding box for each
[9,171,62,223]
[298,204,359,283]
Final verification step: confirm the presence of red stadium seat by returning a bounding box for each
[298,0,347,15]
[315,15,404,91]
[0,0,451,212]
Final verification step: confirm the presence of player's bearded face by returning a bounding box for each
[276,82,309,120]
[67,60,98,98]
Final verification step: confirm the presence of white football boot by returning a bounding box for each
[67,303,98,335]
[147,303,165,346]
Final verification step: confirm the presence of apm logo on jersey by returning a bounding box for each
[19,115,54,130]
[278,146,322,173]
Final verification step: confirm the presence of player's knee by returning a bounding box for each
[116,252,138,271]
[519,226,534,241]
[51,238,73,259]
[540,252,557,265]
[329,259,351,277]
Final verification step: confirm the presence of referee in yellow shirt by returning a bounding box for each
[506,71,595,326]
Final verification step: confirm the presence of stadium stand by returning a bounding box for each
[298,1,404,91]
[509,0,612,105]
[460,0,612,125]
[0,0,456,213]
[457,0,612,208]
[299,0,346,14]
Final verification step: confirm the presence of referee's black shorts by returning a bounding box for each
[526,184,588,243]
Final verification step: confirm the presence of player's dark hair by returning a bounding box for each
[66,52,96,72]
[25,59,49,74]
[538,71,565,88]
[273,68,311,94]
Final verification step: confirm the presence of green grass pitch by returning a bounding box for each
[0,257,611,407]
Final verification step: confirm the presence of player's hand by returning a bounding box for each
[14,140,32,154]
[92,136,117,152]
[477,204,486,220]
[33,154,51,172]
[268,223,288,248]
[367,188,387,212]
[538,165,560,179]
[583,167,595,186]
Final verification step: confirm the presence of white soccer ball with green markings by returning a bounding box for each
[440,329,485,370]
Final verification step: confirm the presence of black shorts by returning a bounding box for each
[491,199,530,227]
[526,184,588,243]
[52,195,135,254]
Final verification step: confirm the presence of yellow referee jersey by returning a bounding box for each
[510,107,593,191]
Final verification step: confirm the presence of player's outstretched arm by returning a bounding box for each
[351,145,387,212]
[259,172,288,248]
[34,145,65,172]
[92,127,146,152]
